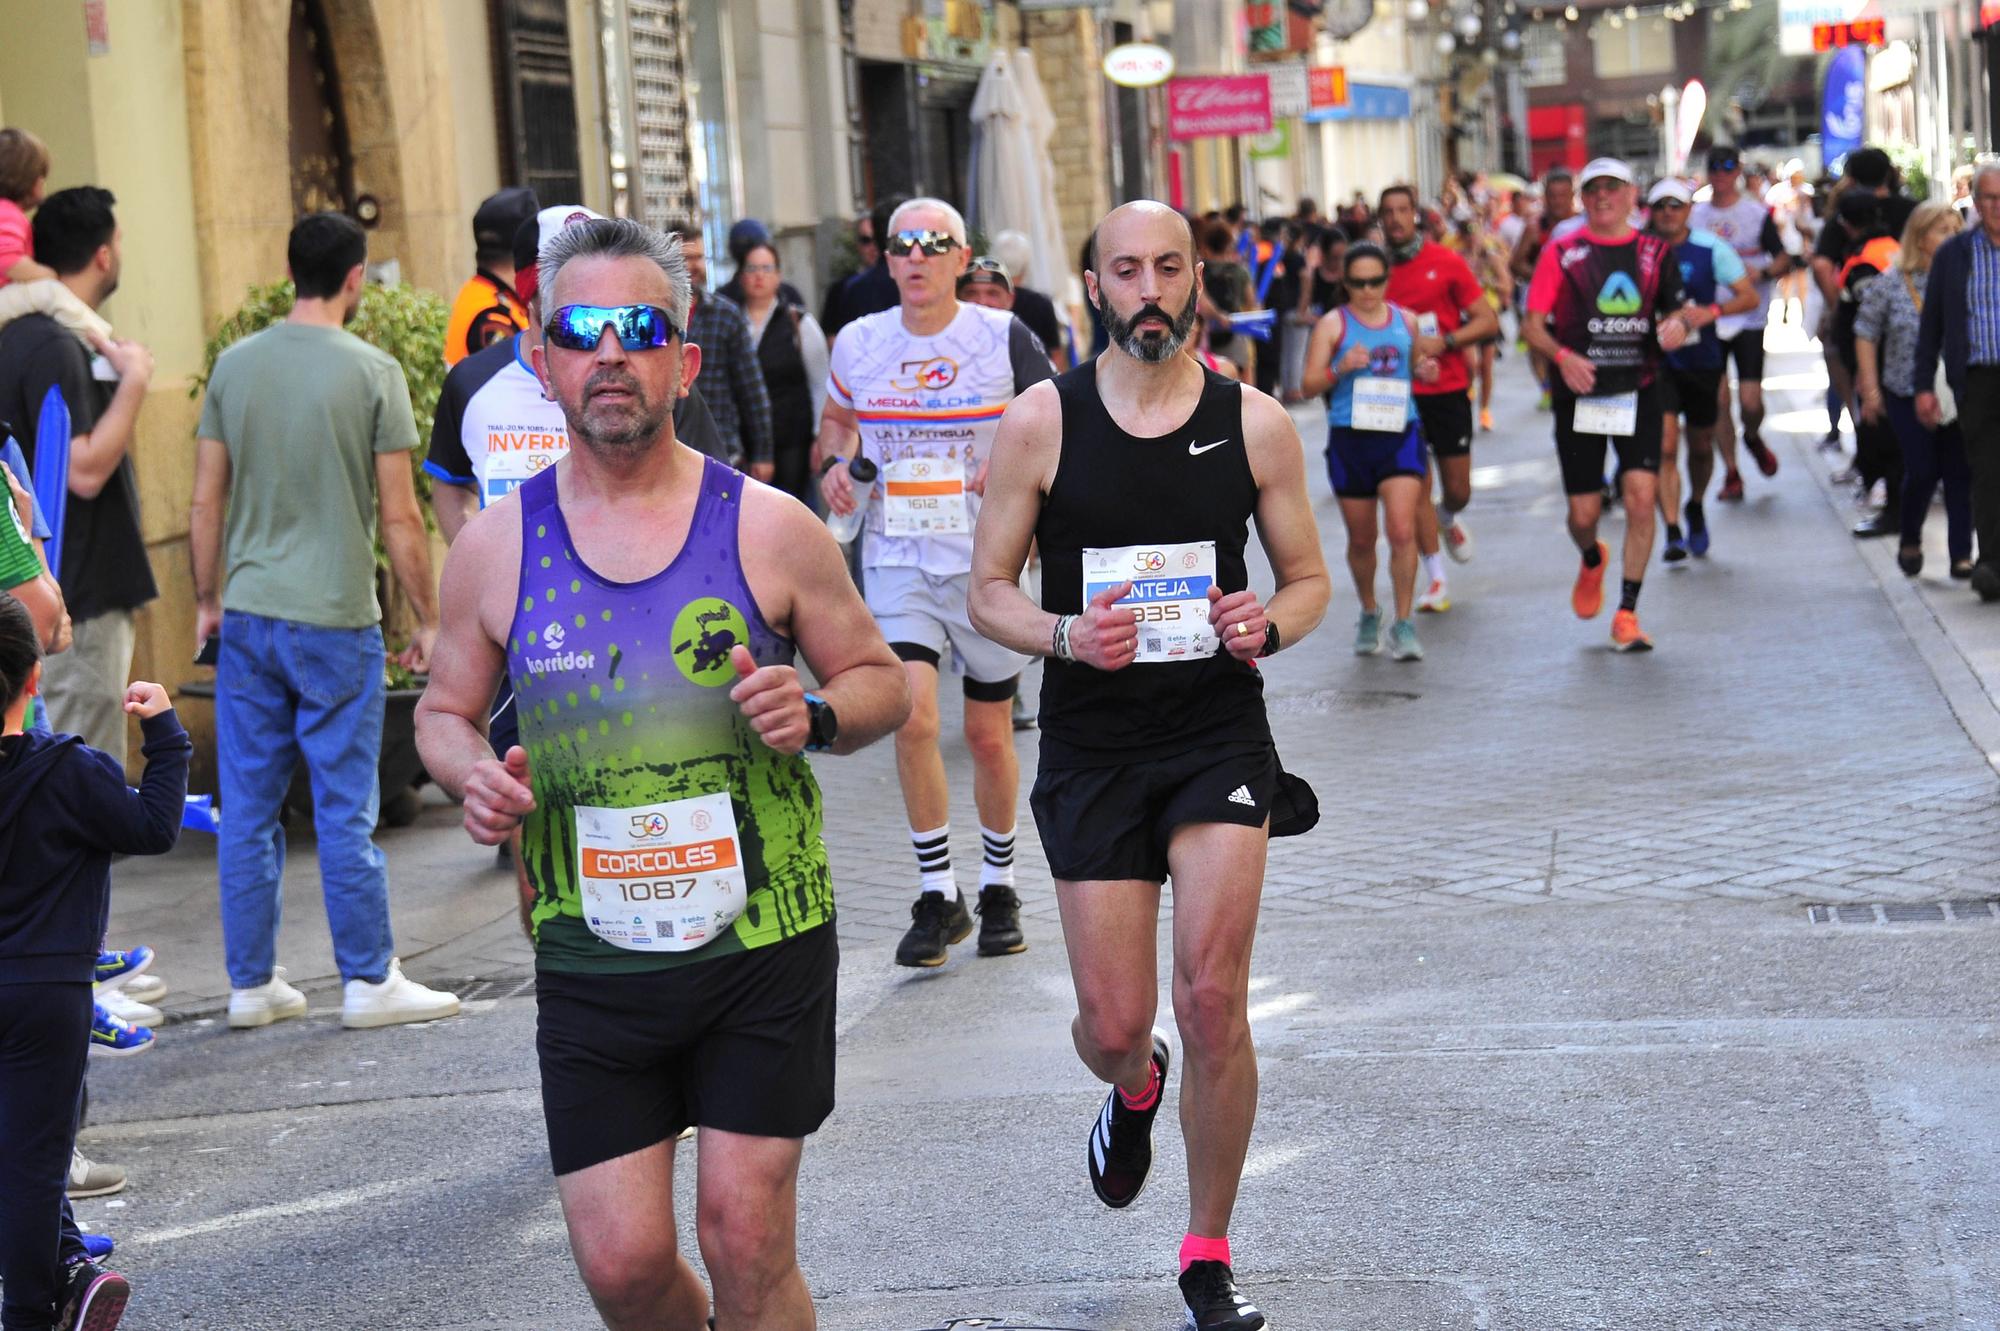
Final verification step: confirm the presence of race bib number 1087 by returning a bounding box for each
[1082,541,1219,663]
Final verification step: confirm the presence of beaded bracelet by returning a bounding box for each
[1052,614,1078,663]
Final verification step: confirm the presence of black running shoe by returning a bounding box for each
[1088,1028,1171,1208]
[894,891,971,968]
[1179,1261,1266,1331]
[58,1258,130,1331]
[975,884,1027,956]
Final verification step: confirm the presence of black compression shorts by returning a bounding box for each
[535,925,837,1175]
[1030,741,1276,883]
[1719,330,1766,381]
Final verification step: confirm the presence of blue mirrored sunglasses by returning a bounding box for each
[543,303,680,352]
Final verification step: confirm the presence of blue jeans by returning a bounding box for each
[217,612,393,988]
[1885,393,1972,562]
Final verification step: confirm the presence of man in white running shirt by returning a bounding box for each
[1692,146,1793,494]
[815,197,1055,969]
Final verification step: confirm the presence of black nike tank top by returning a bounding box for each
[1036,360,1270,769]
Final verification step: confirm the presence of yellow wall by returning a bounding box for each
[2,0,489,776]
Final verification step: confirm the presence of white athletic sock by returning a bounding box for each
[1439,503,1462,530]
[979,824,1017,891]
[1424,552,1447,583]
[911,824,954,897]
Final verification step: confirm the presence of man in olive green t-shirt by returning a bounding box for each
[190,212,458,1033]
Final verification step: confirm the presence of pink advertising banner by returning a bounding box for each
[1166,75,1273,141]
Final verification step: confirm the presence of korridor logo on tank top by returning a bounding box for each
[526,619,597,676]
[1187,438,1230,455]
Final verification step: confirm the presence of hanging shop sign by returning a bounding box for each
[1308,66,1350,109]
[1167,75,1275,140]
[1102,42,1175,88]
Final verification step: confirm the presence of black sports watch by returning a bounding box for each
[1258,623,1281,658]
[804,692,839,752]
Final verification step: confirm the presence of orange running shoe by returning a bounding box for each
[1610,609,1653,652]
[1571,541,1608,619]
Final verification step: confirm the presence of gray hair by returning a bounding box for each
[888,196,968,247]
[538,217,692,331]
[1976,163,2000,196]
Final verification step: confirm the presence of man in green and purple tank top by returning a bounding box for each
[416,217,910,1331]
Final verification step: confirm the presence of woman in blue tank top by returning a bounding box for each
[1300,243,1440,660]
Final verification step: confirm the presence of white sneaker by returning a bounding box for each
[97,989,163,1027]
[1442,518,1475,563]
[228,967,309,1030]
[1416,578,1451,613]
[121,973,168,1004]
[341,959,460,1029]
[67,1148,127,1199]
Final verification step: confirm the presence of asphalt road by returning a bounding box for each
[73,331,2000,1330]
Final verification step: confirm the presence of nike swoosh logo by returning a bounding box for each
[1187,439,1230,455]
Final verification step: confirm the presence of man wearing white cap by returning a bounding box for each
[1646,178,1758,563]
[1523,158,1692,652]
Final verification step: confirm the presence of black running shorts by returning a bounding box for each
[1030,741,1276,884]
[1553,383,1664,496]
[1719,330,1766,381]
[1415,389,1475,459]
[535,925,837,1175]
[1659,366,1723,430]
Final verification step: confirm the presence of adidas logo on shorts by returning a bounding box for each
[1227,785,1255,807]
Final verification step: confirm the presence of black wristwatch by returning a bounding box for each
[817,455,846,479]
[804,692,839,752]
[1258,623,1281,658]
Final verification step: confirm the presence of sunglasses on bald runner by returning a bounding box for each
[543,303,681,352]
[886,228,961,258]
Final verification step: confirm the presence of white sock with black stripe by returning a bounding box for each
[979,824,1016,891]
[912,824,954,898]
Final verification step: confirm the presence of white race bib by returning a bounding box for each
[1083,541,1218,664]
[483,446,565,507]
[881,456,969,537]
[1573,391,1638,437]
[1350,376,1411,433]
[1415,312,1441,340]
[574,791,746,952]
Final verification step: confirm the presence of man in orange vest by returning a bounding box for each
[443,187,538,365]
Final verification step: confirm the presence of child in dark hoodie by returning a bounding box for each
[0,594,188,1331]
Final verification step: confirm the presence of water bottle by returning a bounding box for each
[823,455,877,545]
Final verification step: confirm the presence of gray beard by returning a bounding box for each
[1105,293,1199,364]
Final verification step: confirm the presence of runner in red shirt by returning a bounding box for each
[1379,186,1500,613]
[1524,159,1692,652]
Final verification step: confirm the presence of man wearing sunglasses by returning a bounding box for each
[969,199,1330,1331]
[1646,178,1758,562]
[816,197,1057,969]
[1379,184,1500,613]
[1525,158,1692,652]
[426,205,727,886]
[416,216,910,1331]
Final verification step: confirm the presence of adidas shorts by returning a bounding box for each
[1030,741,1277,884]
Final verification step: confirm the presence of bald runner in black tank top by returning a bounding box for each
[1036,361,1270,770]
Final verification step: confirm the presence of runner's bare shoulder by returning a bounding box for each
[1235,383,1307,488]
[737,478,838,634]
[994,377,1064,492]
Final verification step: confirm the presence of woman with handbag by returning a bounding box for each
[1855,201,1971,579]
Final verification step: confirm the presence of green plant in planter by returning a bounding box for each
[189,279,449,510]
